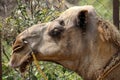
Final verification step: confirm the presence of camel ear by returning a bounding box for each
[77,10,88,32]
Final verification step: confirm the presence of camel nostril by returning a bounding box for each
[13,45,21,49]
[12,39,25,53]
[13,44,24,53]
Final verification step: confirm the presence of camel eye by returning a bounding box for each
[49,27,64,37]
[59,20,65,26]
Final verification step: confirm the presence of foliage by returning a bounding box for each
[79,0,113,21]
[2,0,82,80]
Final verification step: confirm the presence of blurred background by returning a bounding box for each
[0,0,119,80]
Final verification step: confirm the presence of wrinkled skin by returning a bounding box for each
[9,5,120,80]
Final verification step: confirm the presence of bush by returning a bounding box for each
[2,0,82,80]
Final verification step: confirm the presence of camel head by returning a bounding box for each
[9,5,120,79]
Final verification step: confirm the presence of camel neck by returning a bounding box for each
[75,39,118,80]
[97,49,120,80]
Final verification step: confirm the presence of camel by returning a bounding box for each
[9,5,120,80]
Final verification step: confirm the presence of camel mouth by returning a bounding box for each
[9,51,33,73]
[19,55,33,73]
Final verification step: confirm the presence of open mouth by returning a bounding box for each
[9,52,33,73]
[19,56,33,73]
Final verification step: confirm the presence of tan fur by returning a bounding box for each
[9,5,120,80]
[98,19,120,48]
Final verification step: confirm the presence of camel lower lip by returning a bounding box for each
[9,58,31,69]
[9,59,31,73]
